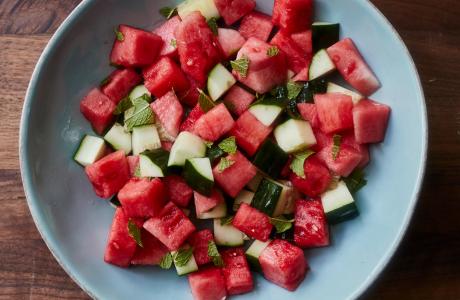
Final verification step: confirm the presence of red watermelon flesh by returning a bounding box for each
[341,131,370,168]
[311,128,329,152]
[291,30,313,58]
[188,267,227,300]
[314,93,354,134]
[117,178,166,218]
[161,141,173,152]
[353,99,391,144]
[271,30,310,73]
[233,203,273,241]
[110,25,163,68]
[218,28,246,59]
[193,103,235,142]
[214,0,256,25]
[80,88,116,135]
[175,12,223,86]
[272,0,313,33]
[180,104,205,132]
[221,247,254,295]
[194,189,224,215]
[213,151,257,197]
[327,38,380,96]
[231,110,272,156]
[131,230,169,265]
[164,175,193,208]
[178,75,203,107]
[150,91,184,139]
[85,150,130,198]
[234,37,287,94]
[298,103,320,129]
[101,69,141,104]
[259,239,308,291]
[317,143,363,177]
[223,85,255,116]
[143,56,190,98]
[143,202,196,250]
[153,16,181,58]
[290,156,331,197]
[292,66,309,81]
[127,155,139,177]
[104,208,139,267]
[188,229,214,266]
[239,11,274,42]
[294,199,330,248]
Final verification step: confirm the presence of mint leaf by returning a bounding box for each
[290,150,315,178]
[114,28,124,42]
[207,241,224,267]
[267,46,280,57]
[332,134,342,160]
[133,166,141,178]
[220,216,234,226]
[231,56,250,78]
[159,7,177,19]
[204,141,214,149]
[127,220,143,247]
[217,157,235,173]
[170,39,177,48]
[197,88,216,112]
[114,97,133,115]
[173,247,194,267]
[124,98,154,131]
[270,216,294,234]
[207,17,219,35]
[218,136,237,154]
[287,81,302,100]
[159,253,173,269]
[344,169,367,194]
[139,93,153,104]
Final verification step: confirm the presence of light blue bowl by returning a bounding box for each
[20,0,427,299]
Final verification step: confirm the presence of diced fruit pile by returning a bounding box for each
[74,0,391,298]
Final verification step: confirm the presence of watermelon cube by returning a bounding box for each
[317,143,363,177]
[234,38,287,94]
[217,28,246,59]
[176,11,223,86]
[291,30,313,58]
[272,0,313,33]
[297,103,320,129]
[80,88,116,135]
[311,128,329,152]
[214,0,256,25]
[143,56,190,98]
[188,267,227,300]
[127,155,140,177]
[101,69,142,104]
[161,141,173,152]
[314,93,354,134]
[85,150,130,198]
[194,189,224,215]
[341,131,370,168]
[178,75,203,107]
[231,110,272,156]
[259,239,308,291]
[143,202,196,250]
[163,175,193,208]
[110,25,164,68]
[327,38,380,96]
[150,91,184,139]
[294,199,330,248]
[104,208,139,267]
[213,151,257,197]
[290,156,331,197]
[270,30,310,73]
[131,230,169,265]
[233,203,273,241]
[117,178,166,218]
[221,247,254,295]
[239,11,274,42]
[353,99,391,144]
[193,103,235,142]
[188,229,214,266]
[224,85,255,116]
[292,67,309,81]
[153,16,181,58]
[180,104,205,132]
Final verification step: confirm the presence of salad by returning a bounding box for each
[74,0,391,298]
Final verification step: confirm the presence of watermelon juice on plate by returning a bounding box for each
[21,0,427,299]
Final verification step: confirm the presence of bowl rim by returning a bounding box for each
[19,0,428,299]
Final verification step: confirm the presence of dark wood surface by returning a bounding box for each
[0,0,459,299]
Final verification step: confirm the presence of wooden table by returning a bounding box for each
[0,0,459,299]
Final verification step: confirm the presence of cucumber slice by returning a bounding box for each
[214,218,244,246]
[139,149,169,178]
[171,245,198,276]
[233,190,255,212]
[252,139,289,178]
[246,239,271,271]
[104,123,132,155]
[274,119,317,153]
[252,178,283,216]
[129,84,151,101]
[327,82,363,104]
[74,135,106,167]
[273,180,299,216]
[183,158,214,196]
[178,0,220,20]
[207,63,236,101]
[312,22,340,53]
[197,200,227,219]
[132,125,161,155]
[249,98,284,126]
[168,132,206,167]
[321,181,359,224]
[247,172,263,192]
[309,49,336,80]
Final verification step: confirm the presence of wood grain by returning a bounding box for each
[0,0,459,299]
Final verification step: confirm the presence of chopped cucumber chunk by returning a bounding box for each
[178,0,220,20]
[309,49,336,80]
[321,181,359,224]
[74,135,106,167]
[183,157,214,196]
[312,22,340,52]
[214,218,244,246]
[104,123,132,154]
[129,84,151,101]
[207,63,236,101]
[274,119,317,153]
[168,132,206,167]
[139,149,169,178]
[252,139,289,178]
[233,190,255,212]
[249,98,284,126]
[327,82,363,104]
[171,245,198,276]
[197,200,227,219]
[132,125,161,155]
[246,239,271,270]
